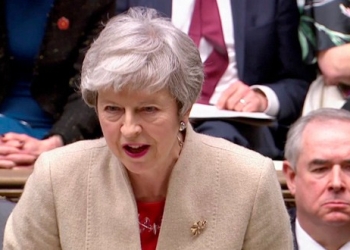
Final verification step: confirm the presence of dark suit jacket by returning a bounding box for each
[117,0,316,126]
[0,0,115,144]
[289,207,299,250]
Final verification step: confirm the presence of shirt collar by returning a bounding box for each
[296,218,350,250]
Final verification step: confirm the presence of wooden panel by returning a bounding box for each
[0,168,294,206]
[0,169,32,201]
[0,169,32,186]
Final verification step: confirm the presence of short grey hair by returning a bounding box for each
[285,108,350,169]
[81,7,204,117]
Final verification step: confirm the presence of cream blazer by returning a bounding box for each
[4,126,293,249]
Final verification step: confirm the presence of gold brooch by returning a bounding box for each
[191,220,207,236]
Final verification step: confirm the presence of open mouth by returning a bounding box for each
[123,145,150,157]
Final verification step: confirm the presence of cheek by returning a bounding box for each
[160,125,178,142]
[99,120,121,145]
[151,125,178,151]
[102,126,122,156]
[295,179,326,203]
[151,116,179,136]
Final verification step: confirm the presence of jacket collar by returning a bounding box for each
[85,125,219,248]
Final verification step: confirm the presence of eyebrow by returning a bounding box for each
[309,159,350,166]
[309,159,329,165]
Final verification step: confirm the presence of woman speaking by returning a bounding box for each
[4,7,292,250]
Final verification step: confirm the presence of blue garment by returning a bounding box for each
[0,0,55,139]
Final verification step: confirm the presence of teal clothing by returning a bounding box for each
[298,0,350,64]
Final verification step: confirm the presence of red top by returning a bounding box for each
[137,200,166,250]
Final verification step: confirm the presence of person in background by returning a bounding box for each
[116,0,315,160]
[0,0,115,168]
[298,0,350,114]
[283,108,350,250]
[4,8,293,249]
[0,0,115,246]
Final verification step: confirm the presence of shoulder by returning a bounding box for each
[30,138,112,198]
[37,138,111,173]
[195,132,273,172]
[182,131,275,192]
[44,137,108,156]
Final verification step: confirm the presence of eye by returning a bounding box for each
[309,162,328,173]
[309,160,332,175]
[141,106,158,113]
[342,163,350,172]
[104,105,123,113]
[311,166,328,174]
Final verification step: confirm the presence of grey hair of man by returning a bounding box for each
[284,108,350,171]
[80,7,204,118]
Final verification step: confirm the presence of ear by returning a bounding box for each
[283,160,297,196]
[181,107,192,124]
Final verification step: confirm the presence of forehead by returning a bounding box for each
[98,87,173,103]
[300,120,350,160]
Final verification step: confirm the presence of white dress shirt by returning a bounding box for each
[172,0,279,116]
[296,219,350,250]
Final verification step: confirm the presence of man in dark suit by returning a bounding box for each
[283,108,350,250]
[116,0,315,159]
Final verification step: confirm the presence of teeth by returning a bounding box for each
[129,145,142,149]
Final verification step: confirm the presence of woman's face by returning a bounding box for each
[97,87,188,177]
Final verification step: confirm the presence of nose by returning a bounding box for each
[328,165,345,193]
[120,111,141,138]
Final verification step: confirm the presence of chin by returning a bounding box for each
[124,163,149,173]
[323,213,350,226]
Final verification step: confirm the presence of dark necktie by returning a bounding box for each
[188,0,229,104]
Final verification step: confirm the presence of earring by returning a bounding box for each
[179,121,186,132]
[177,135,184,148]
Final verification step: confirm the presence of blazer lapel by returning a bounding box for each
[156,127,219,249]
[231,0,246,81]
[86,154,141,249]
